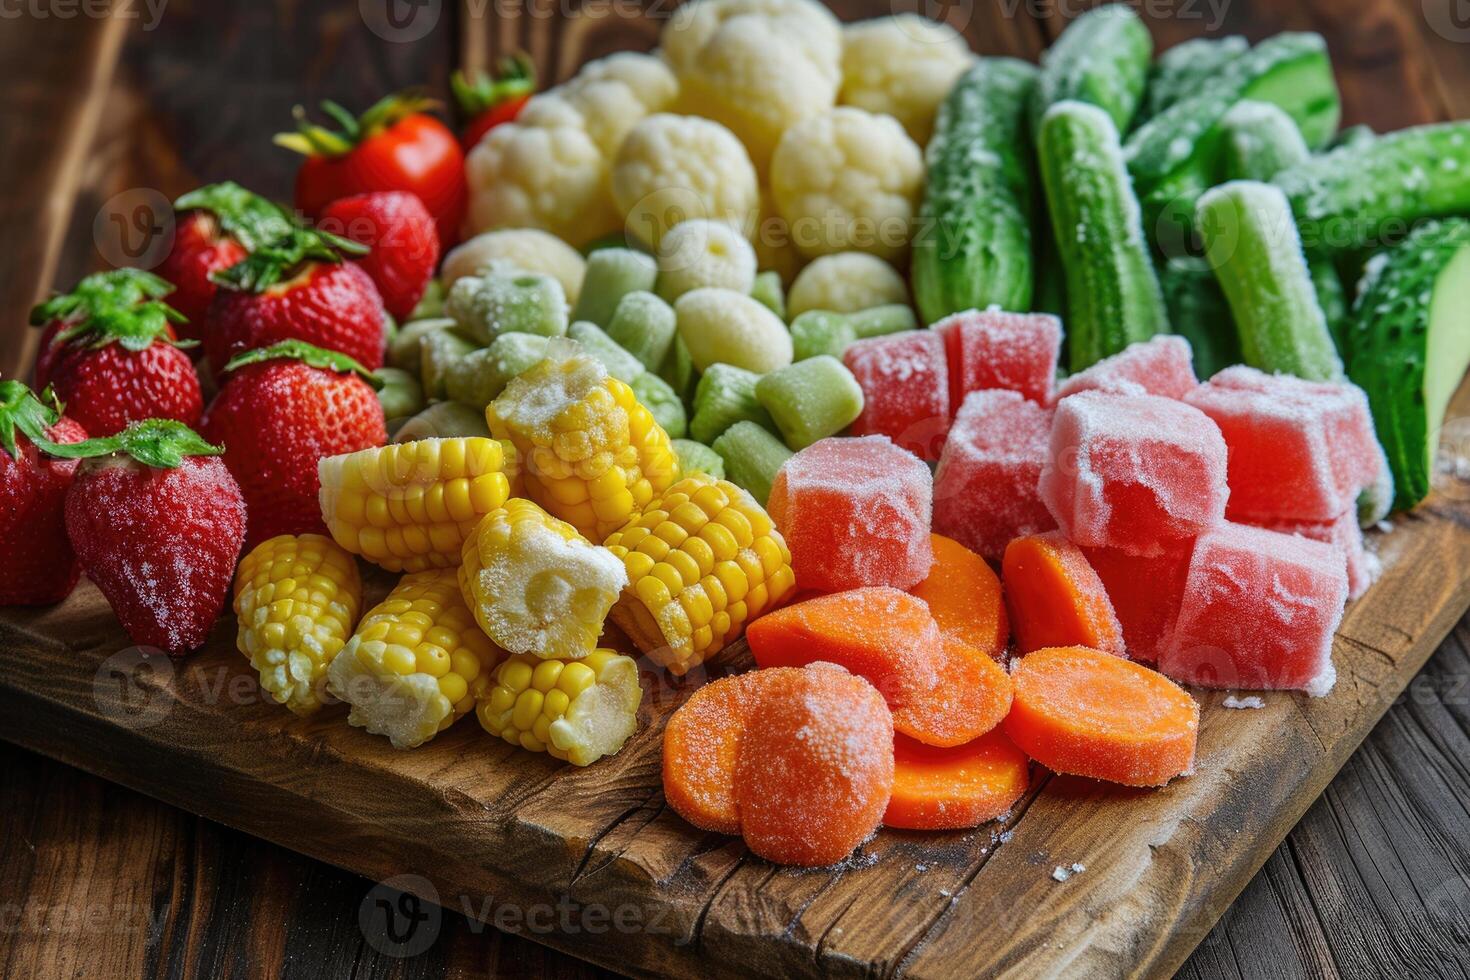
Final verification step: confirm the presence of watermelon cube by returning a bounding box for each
[1159,522,1347,696]
[935,309,1061,411]
[1183,366,1381,523]
[1080,542,1194,664]
[1039,391,1229,556]
[1055,335,1198,401]
[768,435,934,593]
[1254,509,1375,601]
[843,330,951,460]
[933,390,1056,560]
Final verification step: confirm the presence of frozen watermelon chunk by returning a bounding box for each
[1184,366,1381,523]
[935,309,1061,411]
[1159,522,1347,696]
[1254,509,1375,601]
[1080,542,1194,664]
[933,390,1056,560]
[843,330,951,460]
[768,435,934,593]
[1055,336,1199,401]
[1039,391,1228,556]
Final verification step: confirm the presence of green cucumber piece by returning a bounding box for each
[1032,5,1153,133]
[1195,181,1343,381]
[1140,35,1249,124]
[1347,218,1470,509]
[750,270,785,320]
[911,58,1038,325]
[1038,100,1169,370]
[671,439,725,480]
[1157,256,1241,379]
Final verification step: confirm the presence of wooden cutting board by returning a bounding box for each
[2,376,1468,979]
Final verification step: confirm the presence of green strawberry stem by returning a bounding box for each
[0,379,62,459]
[211,223,368,293]
[34,418,222,469]
[174,182,298,252]
[223,339,384,388]
[273,91,441,158]
[452,56,535,117]
[30,270,191,352]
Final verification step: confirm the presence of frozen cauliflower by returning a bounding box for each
[443,228,587,304]
[770,107,924,262]
[839,16,975,145]
[661,0,842,85]
[465,93,620,246]
[675,287,793,373]
[677,15,838,175]
[559,52,680,158]
[611,113,759,248]
[786,251,910,317]
[656,219,758,301]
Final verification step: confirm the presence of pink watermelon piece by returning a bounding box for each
[1055,335,1199,401]
[1183,366,1381,523]
[934,309,1061,411]
[1159,522,1347,696]
[933,390,1056,560]
[1255,509,1375,601]
[768,435,934,593]
[1080,542,1194,664]
[1038,391,1228,556]
[843,330,951,460]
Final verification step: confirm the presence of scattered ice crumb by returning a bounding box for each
[1052,862,1086,882]
[1222,695,1265,710]
[915,863,928,873]
[998,830,1013,844]
[1375,520,1393,534]
[939,889,952,898]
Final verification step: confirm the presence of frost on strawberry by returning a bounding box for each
[0,381,87,606]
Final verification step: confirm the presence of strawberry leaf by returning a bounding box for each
[211,223,369,293]
[34,418,223,469]
[0,379,62,460]
[222,339,383,388]
[174,182,297,252]
[30,270,191,352]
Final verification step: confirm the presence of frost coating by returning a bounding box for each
[442,228,587,303]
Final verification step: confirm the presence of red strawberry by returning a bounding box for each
[0,382,88,605]
[31,270,203,437]
[60,420,246,655]
[201,340,387,548]
[319,191,439,321]
[453,58,535,151]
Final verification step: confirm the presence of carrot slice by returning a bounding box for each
[909,533,1009,657]
[1002,532,1125,656]
[734,664,894,866]
[1004,645,1199,787]
[883,730,1030,830]
[891,637,1012,748]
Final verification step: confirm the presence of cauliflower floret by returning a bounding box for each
[656,219,758,301]
[611,113,760,248]
[559,52,680,158]
[786,251,910,317]
[674,287,793,373]
[770,107,924,262]
[661,0,842,85]
[465,93,620,246]
[677,15,838,175]
[839,15,975,145]
[443,229,587,304]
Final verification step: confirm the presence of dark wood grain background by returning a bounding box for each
[1,0,1468,977]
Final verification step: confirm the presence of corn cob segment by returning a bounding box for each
[326,569,503,748]
[602,475,797,675]
[487,347,679,541]
[477,650,643,766]
[233,534,363,716]
[318,437,520,573]
[458,498,628,661]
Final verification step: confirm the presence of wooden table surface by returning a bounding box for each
[2,1,1469,977]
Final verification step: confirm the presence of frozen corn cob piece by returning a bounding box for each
[392,402,491,442]
[570,248,658,327]
[458,498,628,660]
[755,356,865,450]
[712,421,792,506]
[606,291,677,373]
[319,437,519,572]
[630,371,688,439]
[690,364,775,445]
[477,649,642,766]
[446,269,569,345]
[603,474,797,675]
[750,270,785,320]
[569,320,646,383]
[487,346,680,541]
[672,439,725,479]
[419,328,477,400]
[326,569,502,748]
[233,533,363,716]
[789,305,917,361]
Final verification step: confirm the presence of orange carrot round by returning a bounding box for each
[884,730,1030,830]
[909,533,1009,658]
[1004,645,1199,787]
[891,636,1012,748]
[1002,532,1125,656]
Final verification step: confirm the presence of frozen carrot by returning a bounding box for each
[891,637,1012,748]
[1004,645,1199,787]
[883,730,1030,831]
[909,533,1009,658]
[1002,532,1125,656]
[734,663,894,866]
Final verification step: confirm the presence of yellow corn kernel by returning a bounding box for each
[476,650,643,766]
[458,498,628,661]
[232,534,362,716]
[603,474,797,675]
[326,569,504,748]
[318,438,520,573]
[487,346,679,541]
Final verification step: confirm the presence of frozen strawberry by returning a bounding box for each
[0,382,87,605]
[319,191,439,320]
[201,340,386,549]
[31,270,202,438]
[59,420,246,655]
